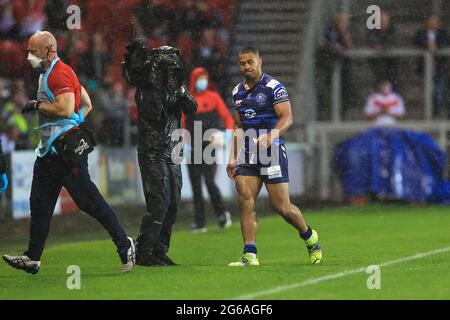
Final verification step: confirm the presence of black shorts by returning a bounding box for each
[235,143,289,184]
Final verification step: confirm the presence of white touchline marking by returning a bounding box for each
[231,246,450,300]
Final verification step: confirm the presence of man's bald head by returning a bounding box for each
[29,31,58,52]
[27,31,58,71]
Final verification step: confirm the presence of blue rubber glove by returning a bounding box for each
[0,173,8,193]
[69,112,80,123]
[77,108,86,125]
[68,109,85,126]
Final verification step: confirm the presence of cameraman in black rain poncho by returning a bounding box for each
[122,40,197,266]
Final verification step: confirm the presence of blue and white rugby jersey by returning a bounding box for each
[232,73,289,164]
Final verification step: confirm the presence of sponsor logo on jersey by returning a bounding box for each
[256,93,267,103]
[244,109,256,119]
[274,87,288,100]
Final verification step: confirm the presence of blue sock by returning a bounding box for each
[300,226,313,240]
[243,244,257,255]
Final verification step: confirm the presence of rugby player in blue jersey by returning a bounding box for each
[227,47,322,266]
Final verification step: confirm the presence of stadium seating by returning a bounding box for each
[339,0,445,120]
[227,0,311,96]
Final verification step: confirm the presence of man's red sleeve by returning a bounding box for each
[214,92,234,129]
[47,68,75,97]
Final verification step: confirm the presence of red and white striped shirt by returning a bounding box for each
[364,92,406,126]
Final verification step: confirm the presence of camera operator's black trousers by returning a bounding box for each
[187,163,226,227]
[136,160,182,256]
[24,154,129,261]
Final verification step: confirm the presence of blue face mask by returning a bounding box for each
[195,79,208,92]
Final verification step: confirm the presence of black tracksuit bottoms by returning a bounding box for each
[187,162,226,227]
[136,160,182,256]
[25,153,129,261]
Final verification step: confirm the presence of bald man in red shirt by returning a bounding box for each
[2,31,135,275]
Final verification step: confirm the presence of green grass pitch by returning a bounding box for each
[1,204,449,299]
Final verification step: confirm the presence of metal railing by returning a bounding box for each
[331,47,450,122]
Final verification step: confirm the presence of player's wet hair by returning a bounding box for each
[239,47,260,56]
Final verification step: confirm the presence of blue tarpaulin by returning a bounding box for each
[333,128,449,203]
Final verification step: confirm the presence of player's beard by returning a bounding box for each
[244,71,260,85]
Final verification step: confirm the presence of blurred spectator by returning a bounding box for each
[194,0,223,40]
[0,124,19,154]
[63,31,89,72]
[125,87,139,145]
[0,78,9,99]
[13,0,46,39]
[322,13,352,60]
[0,0,19,39]
[192,28,224,93]
[0,0,233,148]
[44,0,69,34]
[0,40,26,78]
[367,12,399,87]
[364,80,405,126]
[176,30,195,67]
[78,32,112,90]
[414,15,449,118]
[316,12,353,120]
[173,0,203,41]
[0,79,34,149]
[134,0,172,39]
[147,22,170,49]
[93,70,127,146]
[184,67,234,232]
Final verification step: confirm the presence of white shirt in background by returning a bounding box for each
[364,92,406,126]
[427,30,436,44]
[0,133,16,154]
